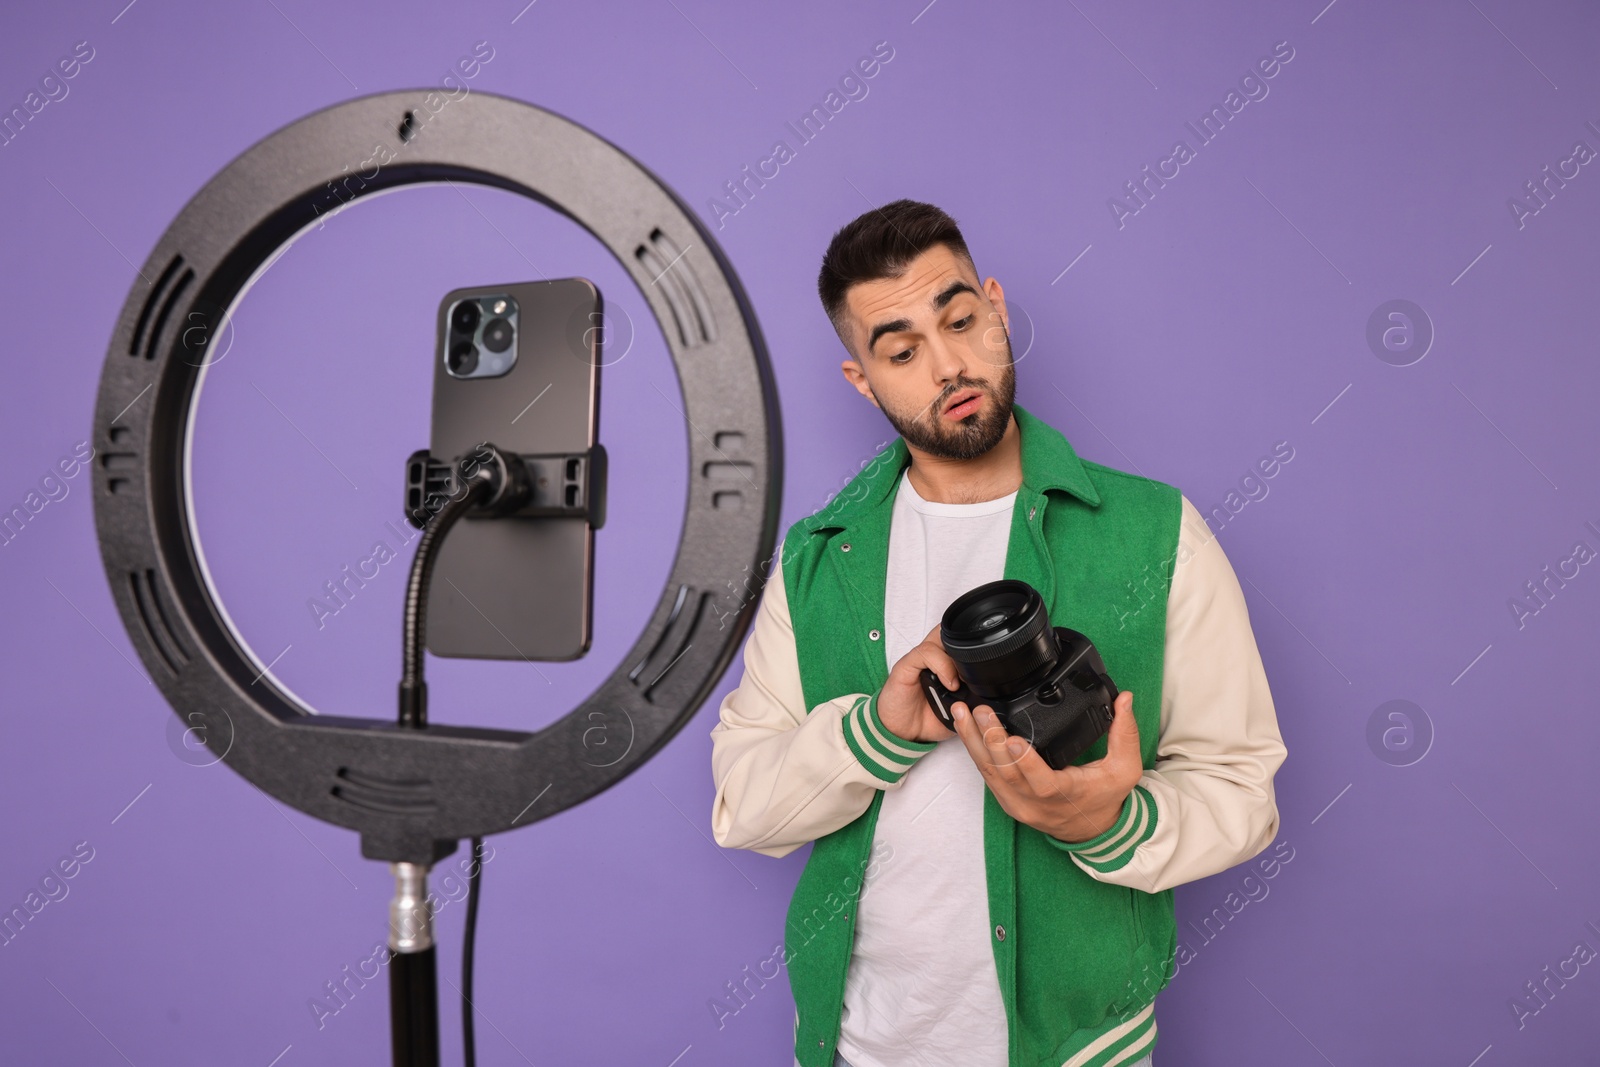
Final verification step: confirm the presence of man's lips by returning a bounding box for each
[944,391,984,420]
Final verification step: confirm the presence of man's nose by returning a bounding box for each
[927,332,974,386]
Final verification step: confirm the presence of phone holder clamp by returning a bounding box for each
[403,442,608,531]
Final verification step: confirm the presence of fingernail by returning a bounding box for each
[953,702,967,721]
[1007,739,1025,757]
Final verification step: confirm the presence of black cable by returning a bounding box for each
[462,836,485,1067]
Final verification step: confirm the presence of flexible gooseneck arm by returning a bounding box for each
[398,450,514,730]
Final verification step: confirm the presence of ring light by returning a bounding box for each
[91,89,783,867]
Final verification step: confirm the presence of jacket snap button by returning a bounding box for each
[995,924,1006,941]
[841,542,851,552]
[1028,506,1036,520]
[869,629,880,641]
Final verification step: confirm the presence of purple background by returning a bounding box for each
[3,1,1598,1064]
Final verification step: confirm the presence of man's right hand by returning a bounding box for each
[875,624,963,744]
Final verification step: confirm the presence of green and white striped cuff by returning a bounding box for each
[842,692,938,784]
[1049,784,1157,872]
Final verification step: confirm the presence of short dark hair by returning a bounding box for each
[816,199,976,356]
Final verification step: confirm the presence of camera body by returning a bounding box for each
[916,580,1119,771]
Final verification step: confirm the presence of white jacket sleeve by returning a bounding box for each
[709,542,939,858]
[1048,495,1288,893]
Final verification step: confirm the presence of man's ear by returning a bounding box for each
[983,276,1009,337]
[840,359,881,409]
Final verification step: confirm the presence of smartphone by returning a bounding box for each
[425,277,602,661]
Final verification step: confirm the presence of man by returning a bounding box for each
[709,200,1286,1067]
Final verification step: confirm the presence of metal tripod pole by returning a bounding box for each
[388,862,439,1067]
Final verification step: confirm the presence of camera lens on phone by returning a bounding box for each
[451,300,481,335]
[448,341,479,376]
[481,318,513,353]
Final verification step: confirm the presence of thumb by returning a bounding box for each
[1106,690,1140,764]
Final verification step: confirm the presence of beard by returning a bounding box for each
[871,335,1017,461]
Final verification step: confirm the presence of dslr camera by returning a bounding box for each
[918,579,1119,771]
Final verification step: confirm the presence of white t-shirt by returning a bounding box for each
[836,468,1017,1067]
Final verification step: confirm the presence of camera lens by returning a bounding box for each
[940,579,1059,700]
[481,317,513,353]
[447,341,478,376]
[451,300,481,335]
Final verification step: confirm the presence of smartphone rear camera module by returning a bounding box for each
[443,294,519,379]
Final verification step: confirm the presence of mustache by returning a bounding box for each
[918,379,990,421]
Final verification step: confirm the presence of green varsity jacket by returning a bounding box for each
[780,402,1180,1067]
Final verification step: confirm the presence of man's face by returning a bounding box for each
[838,243,1016,461]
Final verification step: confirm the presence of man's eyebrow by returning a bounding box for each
[867,316,912,355]
[931,278,978,311]
[865,279,980,356]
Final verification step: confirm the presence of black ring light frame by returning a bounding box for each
[91,90,782,868]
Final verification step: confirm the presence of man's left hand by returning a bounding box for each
[949,690,1143,844]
